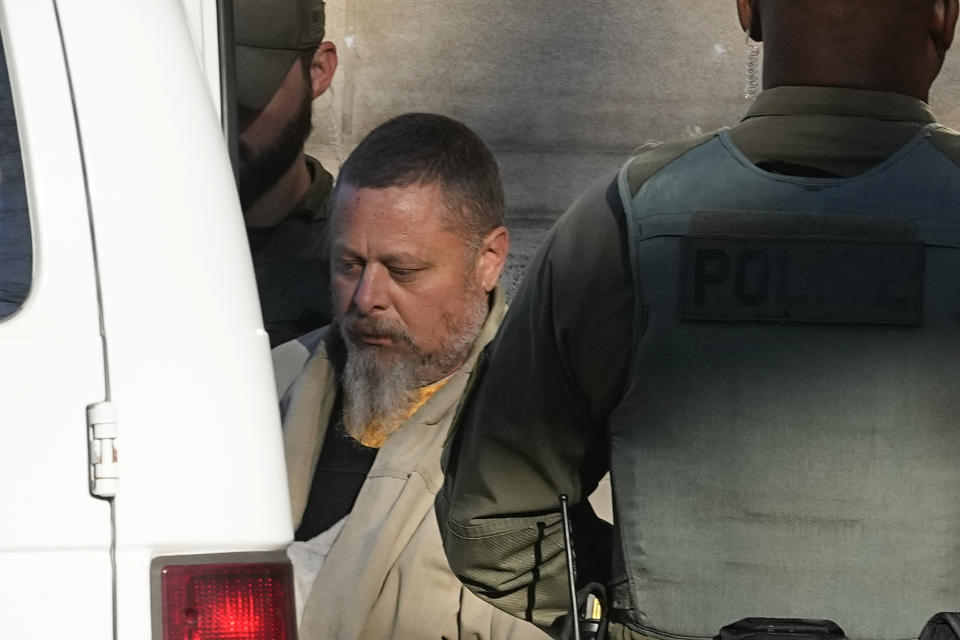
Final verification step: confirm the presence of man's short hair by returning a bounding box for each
[334,113,505,248]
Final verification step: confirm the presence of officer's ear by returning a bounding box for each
[931,0,959,58]
[736,0,763,41]
[310,41,338,99]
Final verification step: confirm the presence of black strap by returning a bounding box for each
[717,618,846,640]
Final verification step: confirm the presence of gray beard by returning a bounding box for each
[339,294,488,444]
[340,346,420,443]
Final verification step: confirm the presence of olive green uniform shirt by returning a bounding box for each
[437,87,960,637]
[248,155,334,347]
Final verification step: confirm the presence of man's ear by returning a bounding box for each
[475,226,509,293]
[932,0,959,58]
[736,0,763,41]
[310,41,338,99]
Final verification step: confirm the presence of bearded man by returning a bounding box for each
[273,113,549,640]
[234,0,338,347]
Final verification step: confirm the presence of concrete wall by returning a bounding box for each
[305,0,960,295]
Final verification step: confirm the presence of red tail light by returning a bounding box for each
[160,562,296,640]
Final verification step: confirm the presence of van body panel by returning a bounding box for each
[178,0,225,119]
[0,551,113,639]
[0,0,113,637]
[2,0,293,637]
[54,0,293,637]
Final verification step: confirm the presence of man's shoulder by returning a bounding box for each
[624,132,719,196]
[928,124,960,169]
[545,135,721,260]
[300,155,334,220]
[272,325,331,399]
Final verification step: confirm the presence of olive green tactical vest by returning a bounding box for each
[613,125,960,640]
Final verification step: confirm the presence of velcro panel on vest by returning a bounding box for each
[681,212,923,325]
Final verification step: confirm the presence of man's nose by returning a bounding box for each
[352,264,390,315]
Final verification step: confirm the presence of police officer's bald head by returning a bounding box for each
[736,0,959,101]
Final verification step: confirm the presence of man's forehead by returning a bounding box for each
[330,182,469,256]
[331,182,454,232]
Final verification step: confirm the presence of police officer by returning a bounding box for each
[438,2,960,639]
[234,0,338,347]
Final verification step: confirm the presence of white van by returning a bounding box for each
[0,1,295,638]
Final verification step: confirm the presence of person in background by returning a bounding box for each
[438,1,960,639]
[234,0,337,346]
[276,113,549,640]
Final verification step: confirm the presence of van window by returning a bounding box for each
[0,35,31,320]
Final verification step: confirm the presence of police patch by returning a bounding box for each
[681,211,923,325]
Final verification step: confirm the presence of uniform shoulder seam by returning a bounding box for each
[625,132,719,197]
[927,124,960,169]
